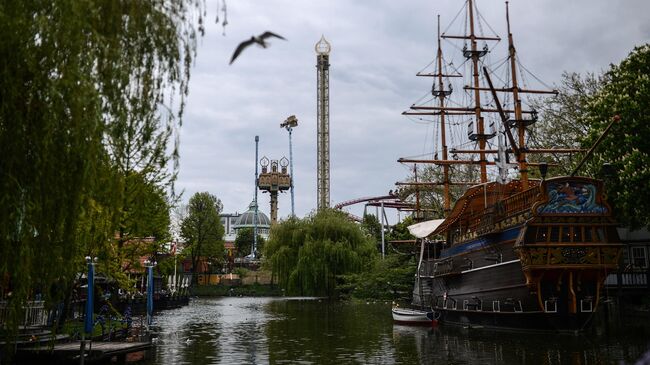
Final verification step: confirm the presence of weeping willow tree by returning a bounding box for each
[0,0,204,338]
[264,210,377,297]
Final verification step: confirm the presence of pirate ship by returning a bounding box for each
[400,1,622,331]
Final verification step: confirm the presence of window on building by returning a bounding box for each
[621,248,630,267]
[631,246,648,269]
[536,227,548,242]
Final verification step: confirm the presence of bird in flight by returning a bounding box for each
[230,31,287,64]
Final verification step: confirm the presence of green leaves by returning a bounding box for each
[264,210,377,297]
[0,0,204,335]
[234,227,265,258]
[530,71,606,175]
[533,44,650,229]
[579,45,650,229]
[181,192,225,282]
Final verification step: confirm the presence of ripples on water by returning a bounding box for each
[144,297,650,365]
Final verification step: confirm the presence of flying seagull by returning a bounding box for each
[230,31,287,64]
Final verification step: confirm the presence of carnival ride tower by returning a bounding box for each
[315,36,331,210]
[257,157,291,224]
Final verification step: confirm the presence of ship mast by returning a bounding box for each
[414,164,421,221]
[436,15,451,212]
[506,1,528,188]
[399,1,573,199]
[468,0,487,182]
[436,0,500,182]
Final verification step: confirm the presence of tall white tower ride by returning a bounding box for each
[315,35,331,210]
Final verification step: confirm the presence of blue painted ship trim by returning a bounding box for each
[439,226,522,258]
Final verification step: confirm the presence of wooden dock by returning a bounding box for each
[18,340,152,363]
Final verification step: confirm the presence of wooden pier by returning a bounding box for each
[18,340,152,364]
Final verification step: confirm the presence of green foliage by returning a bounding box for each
[117,174,172,269]
[530,71,606,176]
[234,227,266,258]
[533,45,650,229]
[361,214,382,242]
[264,210,377,297]
[181,192,225,282]
[0,0,204,336]
[396,165,476,219]
[580,45,650,229]
[386,216,415,242]
[191,284,283,297]
[339,254,417,301]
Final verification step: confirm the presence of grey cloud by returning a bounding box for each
[176,0,649,221]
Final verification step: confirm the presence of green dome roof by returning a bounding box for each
[234,201,270,228]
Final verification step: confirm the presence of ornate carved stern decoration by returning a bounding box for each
[514,177,623,314]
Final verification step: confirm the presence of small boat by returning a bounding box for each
[392,307,437,326]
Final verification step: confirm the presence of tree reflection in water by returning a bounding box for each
[144,297,649,365]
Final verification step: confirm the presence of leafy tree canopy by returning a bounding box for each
[264,210,377,297]
[580,45,650,229]
[0,0,204,335]
[339,253,416,301]
[181,192,225,282]
[529,71,607,175]
[396,164,478,220]
[361,214,382,242]
[234,227,266,258]
[531,44,650,229]
[386,216,416,242]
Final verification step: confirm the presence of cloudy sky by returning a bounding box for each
[175,0,649,222]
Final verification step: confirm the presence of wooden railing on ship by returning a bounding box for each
[502,187,539,218]
[467,186,540,234]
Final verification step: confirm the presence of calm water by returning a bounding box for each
[143,297,650,365]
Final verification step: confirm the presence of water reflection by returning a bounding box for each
[392,324,650,365]
[144,297,649,365]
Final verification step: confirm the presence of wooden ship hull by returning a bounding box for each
[412,177,623,332]
[400,0,623,332]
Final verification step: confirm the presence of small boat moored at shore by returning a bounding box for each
[392,306,438,326]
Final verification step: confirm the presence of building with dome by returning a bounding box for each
[220,201,271,248]
[233,201,271,238]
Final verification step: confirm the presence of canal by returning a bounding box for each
[144,297,649,364]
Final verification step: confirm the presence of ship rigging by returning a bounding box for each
[399,0,623,332]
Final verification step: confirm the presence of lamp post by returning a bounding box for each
[81,256,97,365]
[253,136,259,259]
[143,259,157,327]
[281,115,298,217]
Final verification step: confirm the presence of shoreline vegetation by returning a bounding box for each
[191,284,283,297]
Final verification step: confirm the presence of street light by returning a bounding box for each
[281,115,298,217]
[143,259,157,327]
[82,256,97,365]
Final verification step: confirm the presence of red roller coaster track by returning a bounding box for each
[333,194,413,210]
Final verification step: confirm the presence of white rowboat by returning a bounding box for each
[392,307,437,326]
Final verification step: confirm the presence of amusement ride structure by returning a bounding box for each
[257,157,291,225]
[316,36,331,210]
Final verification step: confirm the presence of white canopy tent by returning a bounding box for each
[407,219,445,239]
[408,219,445,277]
